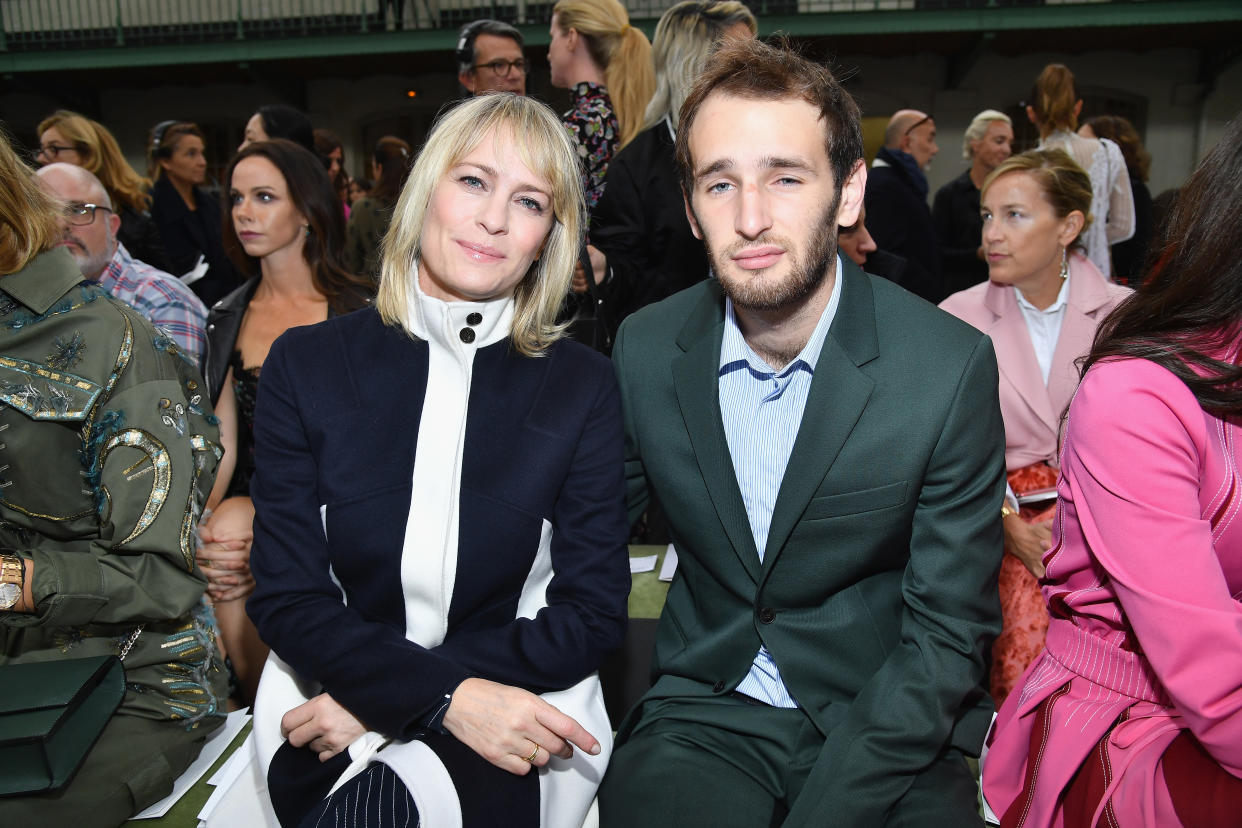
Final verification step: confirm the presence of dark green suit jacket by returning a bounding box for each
[612,257,1005,826]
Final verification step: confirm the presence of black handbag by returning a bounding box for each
[0,653,127,796]
[563,243,616,355]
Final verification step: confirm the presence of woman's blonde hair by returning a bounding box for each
[375,94,584,357]
[962,109,1011,161]
[982,148,1094,249]
[0,129,61,275]
[553,0,655,146]
[644,0,757,131]
[38,110,152,213]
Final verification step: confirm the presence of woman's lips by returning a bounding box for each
[457,240,504,262]
[733,245,784,270]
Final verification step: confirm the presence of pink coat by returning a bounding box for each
[982,356,1242,826]
[939,253,1129,472]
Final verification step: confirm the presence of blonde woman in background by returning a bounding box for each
[588,0,755,322]
[932,108,1013,295]
[36,110,171,272]
[548,0,654,211]
[1027,63,1134,279]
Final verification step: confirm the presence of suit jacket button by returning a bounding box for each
[713,680,726,693]
[459,327,476,344]
[758,607,775,624]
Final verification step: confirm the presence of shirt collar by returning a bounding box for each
[719,253,844,376]
[405,261,514,351]
[1014,271,1070,315]
[98,242,132,292]
[1,248,85,315]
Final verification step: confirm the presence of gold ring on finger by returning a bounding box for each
[200,560,212,568]
[523,744,540,764]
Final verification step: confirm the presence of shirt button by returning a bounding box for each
[758,607,775,624]
[713,680,726,693]
[466,312,482,326]
[459,328,476,344]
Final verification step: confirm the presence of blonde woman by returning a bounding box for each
[548,0,654,210]
[246,93,630,828]
[932,108,1013,294]
[36,110,170,271]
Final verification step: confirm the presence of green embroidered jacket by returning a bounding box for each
[0,249,226,727]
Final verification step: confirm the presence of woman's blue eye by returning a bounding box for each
[460,175,484,189]
[517,196,544,213]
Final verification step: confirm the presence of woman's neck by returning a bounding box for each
[1016,261,1066,311]
[256,249,323,303]
[169,176,196,210]
[969,159,991,189]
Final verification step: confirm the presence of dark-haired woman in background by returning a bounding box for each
[1027,63,1134,280]
[1080,114,1154,287]
[199,138,372,704]
[344,135,411,282]
[983,116,1242,828]
[148,121,242,306]
[238,104,315,154]
[36,110,171,272]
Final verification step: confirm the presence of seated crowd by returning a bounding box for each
[1,6,1238,827]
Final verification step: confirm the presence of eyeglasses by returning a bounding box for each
[473,59,527,78]
[904,115,934,137]
[32,143,79,163]
[62,202,113,226]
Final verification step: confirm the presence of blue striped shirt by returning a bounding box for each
[719,255,843,707]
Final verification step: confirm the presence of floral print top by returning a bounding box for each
[562,81,619,213]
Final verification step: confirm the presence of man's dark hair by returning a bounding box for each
[455,19,525,76]
[674,37,862,201]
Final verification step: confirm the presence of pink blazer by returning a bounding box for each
[982,356,1242,826]
[939,253,1129,471]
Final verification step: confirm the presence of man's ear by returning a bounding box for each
[683,189,703,240]
[834,159,867,230]
[107,210,122,237]
[458,70,476,94]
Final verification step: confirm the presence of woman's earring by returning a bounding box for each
[303,224,311,237]
[1060,246,1069,280]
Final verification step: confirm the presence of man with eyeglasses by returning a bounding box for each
[456,19,527,96]
[864,109,945,303]
[35,163,208,369]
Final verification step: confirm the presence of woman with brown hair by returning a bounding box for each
[36,110,170,272]
[1026,63,1134,280]
[344,134,411,281]
[1080,114,1154,286]
[940,148,1130,706]
[199,138,372,705]
[548,0,654,211]
[147,120,242,305]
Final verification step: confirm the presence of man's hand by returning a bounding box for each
[442,677,600,775]
[282,693,368,762]
[1003,512,1050,578]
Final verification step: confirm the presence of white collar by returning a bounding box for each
[1015,272,1070,316]
[405,261,515,353]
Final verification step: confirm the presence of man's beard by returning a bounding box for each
[698,187,842,313]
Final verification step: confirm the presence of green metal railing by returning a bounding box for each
[0,0,1236,58]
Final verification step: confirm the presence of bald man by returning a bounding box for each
[36,163,208,367]
[863,109,944,303]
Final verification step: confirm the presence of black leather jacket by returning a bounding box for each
[203,277,260,405]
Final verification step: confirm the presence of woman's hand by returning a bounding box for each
[1004,512,1051,578]
[571,244,607,294]
[197,496,256,602]
[442,677,601,775]
[282,693,368,762]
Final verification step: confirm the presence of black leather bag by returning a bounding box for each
[563,244,616,355]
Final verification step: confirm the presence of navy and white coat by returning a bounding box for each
[246,280,630,828]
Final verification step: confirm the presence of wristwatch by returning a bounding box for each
[0,553,24,611]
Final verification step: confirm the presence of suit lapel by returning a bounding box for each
[671,283,762,582]
[763,260,877,576]
[1047,255,1114,421]
[984,281,1057,434]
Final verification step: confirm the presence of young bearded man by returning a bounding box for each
[598,38,1005,827]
